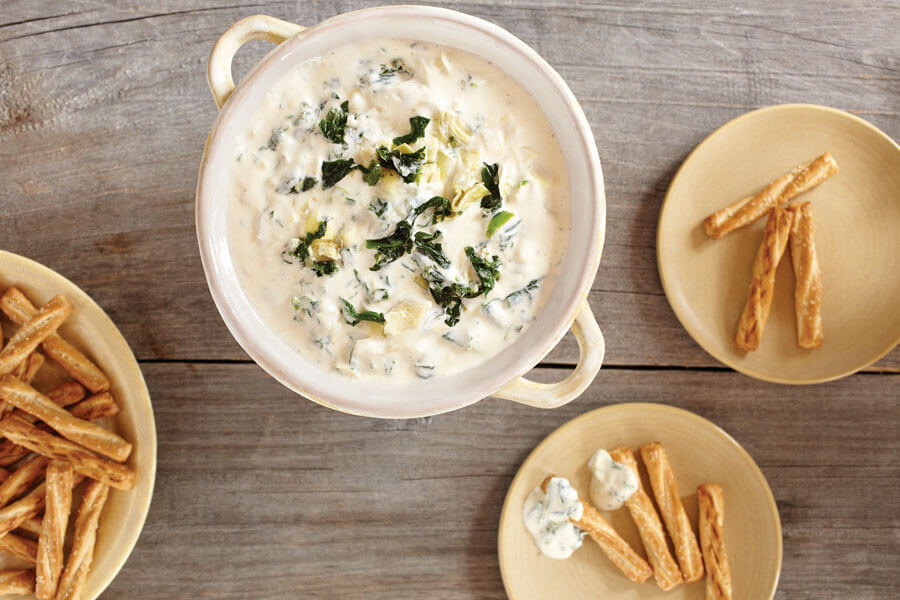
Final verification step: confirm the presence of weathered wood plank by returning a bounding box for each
[1,1,897,369]
[99,362,899,599]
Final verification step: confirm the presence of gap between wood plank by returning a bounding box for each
[132,358,898,375]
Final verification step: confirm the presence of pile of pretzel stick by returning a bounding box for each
[702,152,838,351]
[544,442,732,599]
[0,286,136,599]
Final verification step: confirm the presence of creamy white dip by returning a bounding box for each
[227,38,570,381]
[523,477,586,559]
[588,449,639,510]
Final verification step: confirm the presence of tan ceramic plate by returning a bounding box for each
[498,403,781,599]
[0,250,156,600]
[657,104,900,384]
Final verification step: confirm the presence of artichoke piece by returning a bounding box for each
[451,182,490,214]
[310,238,341,262]
[438,111,472,146]
[383,301,428,336]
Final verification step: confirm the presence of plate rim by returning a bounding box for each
[497,402,783,599]
[656,103,900,384]
[0,249,158,600]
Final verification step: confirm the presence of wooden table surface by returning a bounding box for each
[2,1,898,598]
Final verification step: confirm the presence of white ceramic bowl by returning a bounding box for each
[197,6,606,418]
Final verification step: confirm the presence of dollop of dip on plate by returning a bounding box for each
[228,38,570,382]
[522,476,586,559]
[588,449,638,510]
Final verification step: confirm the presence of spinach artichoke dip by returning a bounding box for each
[227,39,571,380]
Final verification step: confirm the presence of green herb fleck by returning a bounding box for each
[318,100,350,144]
[340,298,385,326]
[486,211,514,237]
[392,116,430,146]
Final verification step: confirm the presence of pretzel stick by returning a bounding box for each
[0,569,35,594]
[69,393,120,421]
[0,532,38,564]
[786,202,824,348]
[0,376,131,462]
[702,152,838,239]
[540,476,652,584]
[11,353,44,386]
[0,383,90,468]
[734,207,794,352]
[36,461,74,600]
[54,480,108,600]
[46,383,87,408]
[0,289,109,393]
[0,456,51,508]
[640,443,704,582]
[0,296,72,376]
[609,447,683,591]
[0,483,47,538]
[698,484,733,600]
[0,415,134,490]
[17,517,42,537]
[0,442,31,468]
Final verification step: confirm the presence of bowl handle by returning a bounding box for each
[207,15,306,109]
[493,299,605,409]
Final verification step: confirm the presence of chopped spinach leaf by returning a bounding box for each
[414,230,450,268]
[486,210,514,237]
[288,220,328,263]
[411,196,452,225]
[357,160,382,186]
[265,128,285,150]
[376,145,426,183]
[289,176,318,194]
[392,116,430,146]
[422,268,481,327]
[321,158,356,189]
[380,58,411,78]
[465,247,501,295]
[340,298,386,326]
[312,260,338,277]
[480,163,502,213]
[318,100,350,144]
[366,221,413,270]
[505,278,542,306]
[368,197,389,218]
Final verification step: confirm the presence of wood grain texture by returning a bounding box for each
[0,1,898,598]
[98,363,899,599]
[0,0,897,369]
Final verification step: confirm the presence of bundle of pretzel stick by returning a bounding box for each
[543,442,732,599]
[701,152,835,351]
[0,285,135,599]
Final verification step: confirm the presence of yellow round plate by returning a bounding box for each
[0,250,156,600]
[498,403,781,599]
[657,104,900,384]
